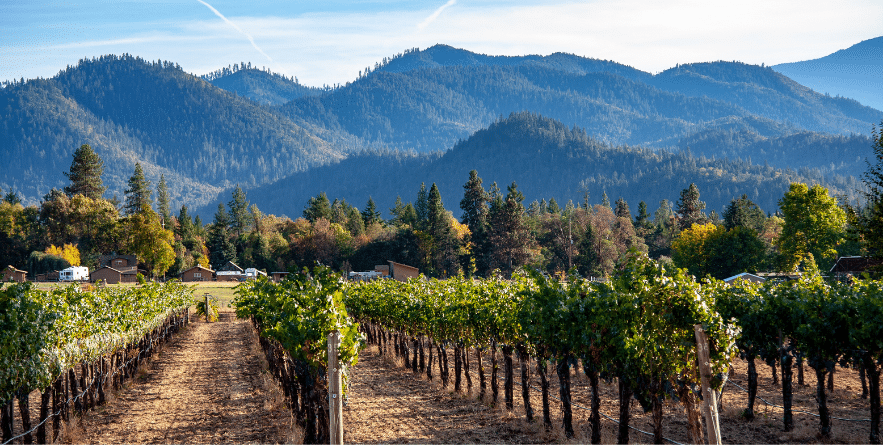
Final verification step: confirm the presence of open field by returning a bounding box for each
[28,280,241,307]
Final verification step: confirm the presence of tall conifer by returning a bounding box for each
[64,144,106,199]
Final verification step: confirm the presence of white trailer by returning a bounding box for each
[59,266,89,281]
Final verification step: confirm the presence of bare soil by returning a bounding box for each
[345,342,877,444]
[9,316,874,444]
[67,309,295,444]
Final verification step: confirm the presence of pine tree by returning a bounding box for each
[615,198,631,219]
[415,183,429,230]
[460,170,490,274]
[303,192,332,222]
[601,192,610,208]
[428,183,459,276]
[487,182,534,275]
[124,163,152,215]
[64,144,106,199]
[860,121,883,260]
[548,198,561,215]
[228,185,250,237]
[361,197,382,227]
[156,174,173,231]
[723,194,765,232]
[676,183,707,230]
[208,203,236,268]
[177,205,194,243]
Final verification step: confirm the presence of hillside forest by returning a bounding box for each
[4,123,883,282]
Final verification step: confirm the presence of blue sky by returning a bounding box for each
[2,0,881,87]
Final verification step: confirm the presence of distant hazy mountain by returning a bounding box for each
[215,113,859,221]
[3,44,879,211]
[204,66,324,106]
[773,37,883,111]
[279,46,880,155]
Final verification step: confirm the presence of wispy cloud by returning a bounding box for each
[196,0,273,62]
[418,0,457,31]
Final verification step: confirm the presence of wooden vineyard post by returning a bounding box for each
[204,294,210,323]
[694,324,722,445]
[328,330,343,444]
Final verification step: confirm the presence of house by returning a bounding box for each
[388,261,419,282]
[216,261,245,281]
[829,256,882,280]
[181,265,214,282]
[722,272,766,286]
[90,266,139,284]
[35,271,60,282]
[2,265,27,282]
[98,254,138,269]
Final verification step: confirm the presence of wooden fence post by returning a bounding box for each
[204,294,210,323]
[328,330,343,444]
[694,324,722,445]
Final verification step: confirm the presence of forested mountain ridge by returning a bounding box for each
[773,36,883,111]
[204,66,324,105]
[0,55,346,208]
[216,112,860,221]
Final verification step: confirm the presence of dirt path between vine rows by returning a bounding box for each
[69,309,295,444]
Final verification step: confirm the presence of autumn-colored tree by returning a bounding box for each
[45,243,81,266]
[778,183,846,271]
[671,222,722,278]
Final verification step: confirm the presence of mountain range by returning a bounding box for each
[773,36,883,112]
[0,40,880,219]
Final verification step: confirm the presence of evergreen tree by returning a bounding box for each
[415,183,429,230]
[615,197,631,219]
[303,192,332,222]
[539,198,548,214]
[347,206,365,236]
[576,219,600,277]
[564,200,575,217]
[723,194,766,232]
[123,163,152,215]
[547,198,561,215]
[361,197,382,227]
[487,182,534,275]
[3,191,21,205]
[857,122,883,261]
[460,170,490,275]
[64,144,106,200]
[676,183,707,230]
[601,192,611,208]
[176,204,193,240]
[635,201,652,234]
[228,185,250,237]
[208,203,236,268]
[156,174,173,231]
[428,183,458,276]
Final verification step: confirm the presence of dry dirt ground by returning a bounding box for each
[346,342,877,444]
[8,315,875,444]
[66,309,295,444]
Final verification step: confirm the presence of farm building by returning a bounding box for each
[722,272,766,286]
[829,256,882,280]
[388,261,419,281]
[181,265,214,282]
[216,261,244,282]
[99,254,138,269]
[2,265,27,282]
[90,266,139,284]
[35,271,60,282]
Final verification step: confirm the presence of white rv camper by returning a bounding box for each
[59,266,89,281]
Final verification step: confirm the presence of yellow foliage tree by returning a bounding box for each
[671,222,723,278]
[45,243,81,266]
